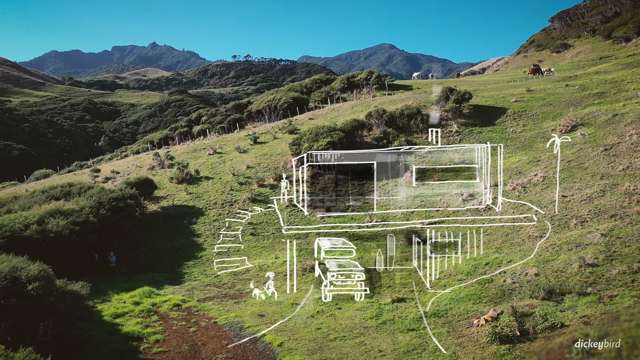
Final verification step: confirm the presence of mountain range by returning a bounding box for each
[19,42,209,77]
[298,43,475,79]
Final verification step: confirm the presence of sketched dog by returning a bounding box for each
[249,281,266,300]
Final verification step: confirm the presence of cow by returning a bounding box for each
[542,67,555,76]
[528,64,543,78]
[411,72,421,80]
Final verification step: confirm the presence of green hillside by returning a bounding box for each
[2,37,638,359]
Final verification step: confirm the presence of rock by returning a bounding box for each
[579,256,598,267]
[390,296,408,304]
[523,267,540,278]
[461,192,474,201]
[586,233,604,242]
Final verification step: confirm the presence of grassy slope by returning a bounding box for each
[0,83,163,105]
[2,38,639,359]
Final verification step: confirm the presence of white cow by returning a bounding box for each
[411,72,421,80]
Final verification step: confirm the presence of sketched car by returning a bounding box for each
[314,237,370,302]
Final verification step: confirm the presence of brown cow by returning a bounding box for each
[528,64,543,77]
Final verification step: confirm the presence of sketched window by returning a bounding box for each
[412,165,478,185]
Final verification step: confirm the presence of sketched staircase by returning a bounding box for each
[213,205,274,274]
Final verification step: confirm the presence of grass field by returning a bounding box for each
[2,38,639,359]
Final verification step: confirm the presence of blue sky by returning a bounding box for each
[1,0,581,63]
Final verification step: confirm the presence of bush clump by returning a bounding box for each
[532,305,564,333]
[169,161,199,184]
[149,151,175,170]
[0,345,46,360]
[289,105,431,155]
[121,176,158,199]
[435,86,473,121]
[26,169,55,183]
[247,131,260,144]
[249,188,273,205]
[0,182,145,276]
[486,314,522,344]
[0,254,89,359]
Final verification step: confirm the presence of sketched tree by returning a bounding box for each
[546,134,571,214]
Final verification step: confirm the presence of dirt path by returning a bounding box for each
[143,310,276,360]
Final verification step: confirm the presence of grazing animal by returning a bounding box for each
[472,308,504,328]
[542,67,555,76]
[528,64,543,78]
[411,72,421,80]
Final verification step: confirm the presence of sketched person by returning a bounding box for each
[264,272,278,300]
[280,173,290,203]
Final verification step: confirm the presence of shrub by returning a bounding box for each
[436,86,473,121]
[280,119,299,135]
[169,162,197,184]
[249,188,273,205]
[121,176,158,199]
[486,314,522,344]
[0,182,145,276]
[0,254,89,358]
[532,305,564,333]
[26,169,55,183]
[235,144,248,153]
[0,345,46,360]
[551,41,572,53]
[288,119,370,155]
[523,277,576,301]
[247,131,260,144]
[150,151,175,170]
[0,254,57,303]
[89,167,101,174]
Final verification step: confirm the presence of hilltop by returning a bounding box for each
[517,0,640,54]
[20,42,209,77]
[299,43,474,79]
[0,56,61,88]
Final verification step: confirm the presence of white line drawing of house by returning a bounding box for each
[290,144,504,218]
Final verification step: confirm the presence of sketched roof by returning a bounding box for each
[315,237,355,250]
[324,259,364,271]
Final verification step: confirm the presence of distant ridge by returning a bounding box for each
[298,43,474,79]
[0,56,62,88]
[20,42,209,77]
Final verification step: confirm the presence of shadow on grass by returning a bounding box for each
[366,268,383,297]
[190,175,214,185]
[78,204,205,359]
[460,104,508,127]
[388,83,414,91]
[92,204,205,294]
[72,309,141,360]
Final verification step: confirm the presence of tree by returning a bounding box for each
[243,54,253,61]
